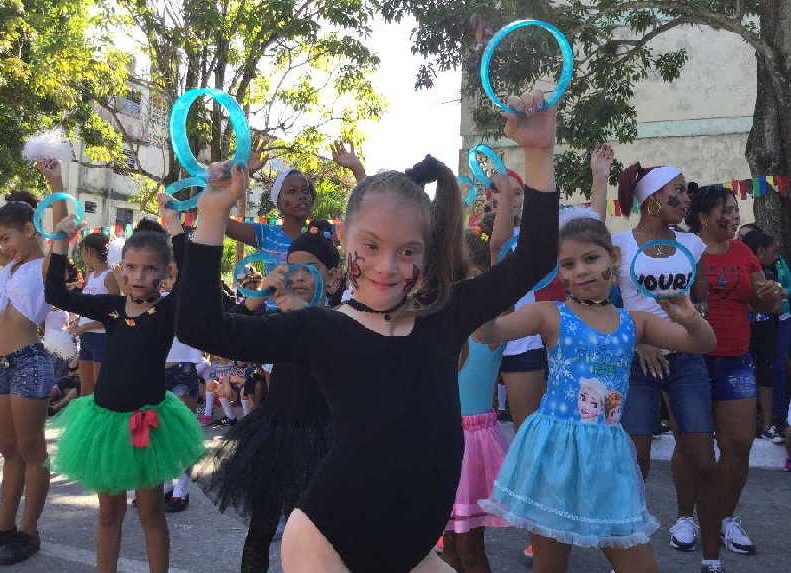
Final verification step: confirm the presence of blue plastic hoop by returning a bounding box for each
[170,88,252,179]
[629,240,697,300]
[164,177,206,212]
[33,193,85,241]
[458,176,479,206]
[497,233,558,291]
[468,144,508,190]
[234,253,324,307]
[480,19,574,114]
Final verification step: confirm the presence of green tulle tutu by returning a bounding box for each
[49,392,206,494]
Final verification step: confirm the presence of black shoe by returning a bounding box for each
[165,494,189,513]
[0,531,40,565]
[210,416,237,428]
[0,529,17,547]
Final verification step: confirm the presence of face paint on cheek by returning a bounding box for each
[403,265,420,294]
[601,268,612,281]
[560,277,571,290]
[667,194,681,208]
[347,251,364,289]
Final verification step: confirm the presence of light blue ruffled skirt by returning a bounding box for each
[479,412,658,548]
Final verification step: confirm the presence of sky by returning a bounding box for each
[359,19,462,174]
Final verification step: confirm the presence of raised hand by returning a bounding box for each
[331,140,366,182]
[35,159,63,189]
[53,213,83,239]
[502,90,557,150]
[197,162,248,215]
[590,144,615,180]
[658,294,700,326]
[247,133,270,174]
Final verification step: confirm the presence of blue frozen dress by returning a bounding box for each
[480,303,658,548]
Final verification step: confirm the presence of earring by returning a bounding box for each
[646,198,662,217]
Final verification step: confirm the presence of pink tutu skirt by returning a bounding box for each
[446,411,512,533]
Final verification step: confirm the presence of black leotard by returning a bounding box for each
[45,234,185,412]
[177,189,558,572]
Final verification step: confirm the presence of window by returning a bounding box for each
[115,207,134,227]
[113,149,136,174]
[117,89,142,117]
[84,201,97,214]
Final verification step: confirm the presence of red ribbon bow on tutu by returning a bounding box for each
[129,410,159,448]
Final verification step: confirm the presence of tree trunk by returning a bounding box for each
[747,1,791,258]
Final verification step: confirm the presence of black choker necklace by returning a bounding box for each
[347,296,408,321]
[568,295,611,307]
[131,295,160,305]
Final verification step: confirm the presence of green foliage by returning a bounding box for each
[383,0,770,196]
[0,0,127,191]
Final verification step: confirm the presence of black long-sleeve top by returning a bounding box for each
[176,188,558,572]
[45,234,186,412]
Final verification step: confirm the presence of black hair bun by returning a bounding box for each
[687,181,700,195]
[405,155,443,186]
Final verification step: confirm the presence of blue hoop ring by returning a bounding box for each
[480,19,574,114]
[629,240,697,300]
[458,176,479,206]
[234,253,324,307]
[33,193,85,241]
[164,177,206,212]
[170,88,252,179]
[497,233,558,291]
[468,144,508,190]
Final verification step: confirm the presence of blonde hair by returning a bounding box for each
[605,391,623,414]
[579,378,607,404]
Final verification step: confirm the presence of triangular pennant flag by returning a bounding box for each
[775,176,790,197]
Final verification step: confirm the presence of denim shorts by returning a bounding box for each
[621,352,713,435]
[0,343,55,400]
[500,348,546,373]
[78,332,107,362]
[164,362,200,398]
[706,353,757,401]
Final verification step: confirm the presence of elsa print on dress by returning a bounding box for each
[578,378,606,423]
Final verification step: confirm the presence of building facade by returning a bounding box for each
[460,24,757,232]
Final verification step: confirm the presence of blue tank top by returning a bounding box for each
[458,337,505,416]
[539,303,635,425]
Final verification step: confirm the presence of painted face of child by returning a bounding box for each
[343,190,427,311]
[286,250,336,304]
[558,240,616,301]
[278,173,314,220]
[578,388,602,422]
[119,248,168,301]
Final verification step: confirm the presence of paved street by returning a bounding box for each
[7,430,791,572]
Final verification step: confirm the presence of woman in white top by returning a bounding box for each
[610,163,721,572]
[70,232,119,396]
[0,169,60,565]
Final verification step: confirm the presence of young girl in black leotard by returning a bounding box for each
[177,91,559,573]
[45,194,204,573]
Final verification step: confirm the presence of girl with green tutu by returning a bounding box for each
[44,194,204,573]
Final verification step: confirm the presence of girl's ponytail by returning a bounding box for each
[617,162,649,218]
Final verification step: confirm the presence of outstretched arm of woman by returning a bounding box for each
[633,296,716,354]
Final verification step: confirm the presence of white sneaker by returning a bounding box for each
[669,516,698,552]
[720,515,756,555]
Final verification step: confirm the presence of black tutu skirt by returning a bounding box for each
[194,405,331,518]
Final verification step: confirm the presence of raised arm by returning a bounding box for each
[453,91,559,336]
[331,140,366,184]
[476,301,556,346]
[589,144,613,222]
[45,217,116,322]
[488,173,519,267]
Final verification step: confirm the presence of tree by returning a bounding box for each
[385,1,790,248]
[111,0,384,214]
[0,0,128,192]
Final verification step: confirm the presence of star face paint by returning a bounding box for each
[403,264,420,294]
[347,251,364,289]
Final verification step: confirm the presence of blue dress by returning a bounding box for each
[481,303,658,548]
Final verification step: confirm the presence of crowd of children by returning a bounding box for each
[0,90,788,573]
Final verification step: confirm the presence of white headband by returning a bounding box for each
[269,167,301,207]
[635,166,682,205]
